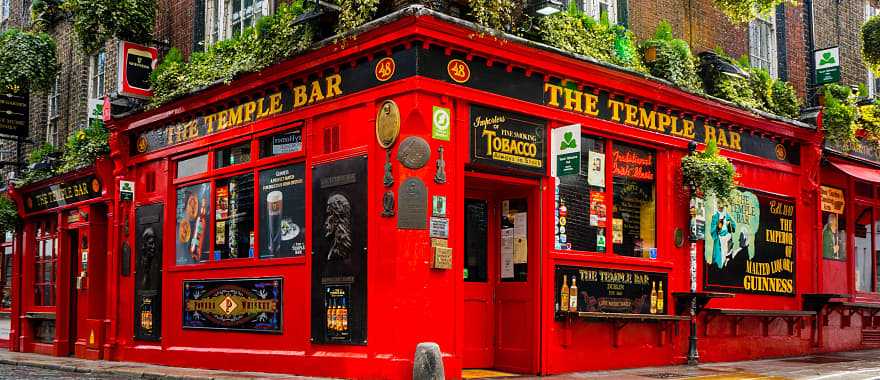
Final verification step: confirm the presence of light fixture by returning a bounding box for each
[530,0,565,16]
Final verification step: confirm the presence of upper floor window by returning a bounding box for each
[1,0,10,24]
[749,11,778,78]
[204,0,271,46]
[573,0,619,24]
[46,74,60,145]
[87,50,106,123]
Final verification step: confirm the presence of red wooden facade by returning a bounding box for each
[3,8,878,379]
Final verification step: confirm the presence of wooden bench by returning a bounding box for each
[557,311,688,347]
[703,308,815,337]
[672,291,735,315]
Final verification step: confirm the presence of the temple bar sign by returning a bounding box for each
[117,41,158,98]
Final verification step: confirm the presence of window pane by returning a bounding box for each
[822,211,847,260]
[175,183,212,264]
[612,144,656,258]
[176,154,209,178]
[465,199,488,282]
[856,205,873,292]
[260,130,302,158]
[502,198,528,282]
[557,135,606,252]
[215,143,251,168]
[857,181,873,198]
[258,164,306,258]
[215,174,254,259]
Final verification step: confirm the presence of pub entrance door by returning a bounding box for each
[463,173,540,374]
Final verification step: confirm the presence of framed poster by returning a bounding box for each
[703,189,796,296]
[311,156,368,344]
[555,265,668,314]
[258,164,306,258]
[183,277,282,333]
[175,183,212,265]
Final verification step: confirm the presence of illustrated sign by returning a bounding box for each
[555,265,668,314]
[703,189,796,296]
[470,105,546,174]
[120,180,135,201]
[260,130,302,157]
[117,41,158,98]
[175,183,211,264]
[24,176,103,212]
[0,86,29,137]
[815,47,841,85]
[312,156,367,344]
[183,277,282,333]
[135,204,163,341]
[552,124,581,176]
[258,164,306,258]
[820,186,845,214]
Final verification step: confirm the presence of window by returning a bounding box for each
[204,0,271,46]
[1,232,13,309]
[822,208,847,261]
[215,143,251,168]
[1,0,9,24]
[555,134,656,258]
[177,154,209,178]
[33,218,57,306]
[573,0,619,24]
[21,0,32,26]
[214,174,254,259]
[259,130,302,158]
[749,11,778,78]
[46,74,60,145]
[87,50,106,122]
[176,182,212,264]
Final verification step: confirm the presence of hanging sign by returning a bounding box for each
[117,41,159,98]
[820,185,845,214]
[552,124,581,176]
[815,47,841,85]
[555,265,668,315]
[703,189,796,296]
[24,176,103,212]
[183,277,282,333]
[120,180,135,201]
[470,105,546,174]
[0,85,29,137]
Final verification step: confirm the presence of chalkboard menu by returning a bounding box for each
[555,265,668,315]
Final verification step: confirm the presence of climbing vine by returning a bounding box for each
[62,0,155,53]
[468,0,524,32]
[711,0,793,23]
[0,28,58,92]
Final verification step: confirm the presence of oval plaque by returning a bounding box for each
[376,100,400,149]
[397,136,431,169]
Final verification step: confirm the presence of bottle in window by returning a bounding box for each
[190,201,207,263]
[656,282,664,313]
[560,275,569,312]
[569,276,578,311]
[650,281,657,314]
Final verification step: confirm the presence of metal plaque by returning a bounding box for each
[398,177,427,229]
[397,136,431,169]
[376,100,400,149]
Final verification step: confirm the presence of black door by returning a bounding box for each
[67,229,79,356]
[134,204,162,341]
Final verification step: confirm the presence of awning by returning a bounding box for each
[829,160,880,183]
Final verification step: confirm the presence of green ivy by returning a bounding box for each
[468,0,524,32]
[681,139,736,203]
[62,0,155,53]
[16,143,60,186]
[0,196,20,234]
[337,0,381,35]
[711,0,791,23]
[821,84,859,150]
[30,0,65,30]
[769,80,799,118]
[150,0,314,107]
[57,106,109,174]
[864,15,880,75]
[639,21,702,92]
[0,28,59,92]
[702,53,800,117]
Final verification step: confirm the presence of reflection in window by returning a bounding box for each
[612,144,656,258]
[33,219,57,306]
[215,143,251,168]
[856,206,873,292]
[822,211,847,260]
[177,154,209,178]
[214,175,254,259]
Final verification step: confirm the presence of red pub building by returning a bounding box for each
[3,5,879,379]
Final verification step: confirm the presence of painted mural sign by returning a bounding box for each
[311,156,368,344]
[703,189,796,296]
[183,277,282,333]
[24,175,103,212]
[555,265,668,315]
[470,105,546,174]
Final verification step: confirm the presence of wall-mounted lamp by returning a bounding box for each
[529,0,565,16]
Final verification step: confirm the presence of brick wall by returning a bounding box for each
[813,0,869,89]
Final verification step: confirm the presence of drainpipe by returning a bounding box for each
[804,0,817,106]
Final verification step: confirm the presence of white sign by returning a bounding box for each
[429,217,449,238]
[120,180,135,201]
[501,228,514,279]
[551,124,581,177]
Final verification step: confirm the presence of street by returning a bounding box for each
[0,363,129,379]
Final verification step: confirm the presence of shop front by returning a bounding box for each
[6,161,113,359]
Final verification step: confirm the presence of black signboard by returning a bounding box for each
[135,204,163,341]
[0,87,28,137]
[258,164,306,258]
[311,156,367,344]
[555,265,668,314]
[183,277,283,333]
[703,189,796,296]
[470,105,546,174]
[125,48,153,92]
[24,175,103,212]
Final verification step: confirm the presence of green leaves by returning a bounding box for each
[468,0,523,32]
[57,106,110,174]
[0,196,20,234]
[0,28,59,92]
[63,0,155,54]
[681,139,736,203]
[821,84,859,150]
[864,15,880,75]
[337,0,380,35]
[639,22,702,92]
[539,10,646,74]
[711,0,791,23]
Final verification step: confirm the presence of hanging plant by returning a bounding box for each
[57,106,110,174]
[336,0,381,35]
[62,0,155,53]
[540,6,646,73]
[150,0,314,107]
[468,0,524,32]
[711,0,790,23]
[864,15,880,75]
[0,28,58,92]
[0,196,20,234]
[681,139,736,202]
[821,84,859,150]
[15,143,60,186]
[639,21,702,92]
[30,0,66,30]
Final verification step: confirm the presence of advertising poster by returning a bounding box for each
[703,189,796,296]
[260,130,303,157]
[555,266,667,314]
[470,105,546,174]
[311,156,367,344]
[215,175,254,259]
[176,183,212,265]
[183,278,282,333]
[589,191,607,227]
[587,151,605,188]
[259,165,306,258]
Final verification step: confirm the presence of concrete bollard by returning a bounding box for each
[413,342,445,380]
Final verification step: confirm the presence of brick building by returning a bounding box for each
[811,0,879,97]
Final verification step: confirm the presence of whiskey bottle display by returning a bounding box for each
[340,298,349,332]
[560,275,569,312]
[190,201,207,262]
[656,282,664,313]
[650,281,657,314]
[569,276,578,311]
[327,299,336,331]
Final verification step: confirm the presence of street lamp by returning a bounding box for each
[529,0,565,16]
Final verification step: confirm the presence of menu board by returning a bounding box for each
[703,189,796,296]
[555,265,668,314]
[258,165,306,258]
[175,183,212,264]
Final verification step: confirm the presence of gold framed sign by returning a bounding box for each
[376,100,400,149]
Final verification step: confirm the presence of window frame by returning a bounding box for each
[31,218,57,307]
[170,124,305,270]
[574,0,619,25]
[0,232,13,311]
[1,0,9,25]
[46,74,61,145]
[203,0,272,46]
[748,11,778,78]
[87,50,106,122]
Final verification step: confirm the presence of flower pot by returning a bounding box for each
[818,93,826,107]
[644,46,657,63]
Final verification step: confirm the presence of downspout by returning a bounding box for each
[804,0,817,106]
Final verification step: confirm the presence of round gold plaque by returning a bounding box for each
[376,100,401,149]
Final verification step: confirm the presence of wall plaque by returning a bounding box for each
[397,136,431,169]
[376,100,400,148]
[398,177,427,229]
[183,277,283,333]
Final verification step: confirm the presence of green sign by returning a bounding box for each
[552,124,581,176]
[432,106,451,141]
[815,47,840,85]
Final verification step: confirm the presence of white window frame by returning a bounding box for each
[749,11,778,78]
[1,0,10,24]
[87,50,106,123]
[867,1,880,97]
[576,0,618,25]
[46,75,60,145]
[204,0,272,46]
